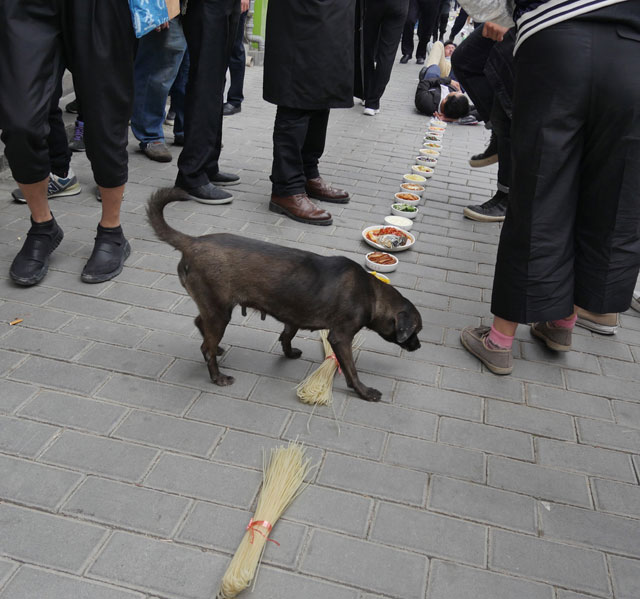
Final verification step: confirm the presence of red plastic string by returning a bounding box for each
[246,519,280,546]
[326,353,342,374]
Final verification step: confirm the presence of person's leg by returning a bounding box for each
[171,50,190,141]
[400,0,419,58]
[438,13,448,41]
[450,25,495,122]
[449,7,467,40]
[362,0,384,109]
[70,0,136,282]
[422,64,441,79]
[416,0,440,60]
[48,75,71,179]
[301,109,330,180]
[226,9,248,109]
[130,18,187,157]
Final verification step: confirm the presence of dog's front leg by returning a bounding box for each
[328,330,381,402]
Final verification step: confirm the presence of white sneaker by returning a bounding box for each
[363,107,379,116]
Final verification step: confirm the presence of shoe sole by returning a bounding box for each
[306,192,350,205]
[469,155,498,168]
[575,318,617,335]
[530,325,571,351]
[143,153,172,163]
[463,206,505,222]
[10,227,64,286]
[269,201,332,226]
[12,184,82,204]
[460,332,513,375]
[211,179,241,187]
[81,240,131,284]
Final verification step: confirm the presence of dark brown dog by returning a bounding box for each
[147,188,422,401]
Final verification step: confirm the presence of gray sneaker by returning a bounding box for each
[460,325,513,375]
[530,321,572,351]
[142,141,172,163]
[11,170,81,203]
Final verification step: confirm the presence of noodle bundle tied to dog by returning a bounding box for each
[217,441,312,599]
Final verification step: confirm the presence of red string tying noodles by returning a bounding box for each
[246,519,280,546]
[326,353,342,374]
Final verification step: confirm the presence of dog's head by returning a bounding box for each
[373,300,422,352]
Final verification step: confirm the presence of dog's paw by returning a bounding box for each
[285,347,302,359]
[361,387,382,402]
[216,346,225,356]
[214,374,235,386]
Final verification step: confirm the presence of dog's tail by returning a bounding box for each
[146,187,195,252]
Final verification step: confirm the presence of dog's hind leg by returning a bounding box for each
[195,315,224,358]
[198,311,234,386]
[328,329,381,402]
[279,324,302,359]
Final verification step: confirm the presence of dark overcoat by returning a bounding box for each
[263,0,358,110]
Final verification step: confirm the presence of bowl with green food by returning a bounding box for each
[391,202,419,219]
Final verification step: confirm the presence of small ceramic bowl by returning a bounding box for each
[429,126,446,133]
[384,215,413,231]
[416,155,437,167]
[394,191,421,206]
[391,203,419,219]
[421,149,440,159]
[411,164,434,178]
[400,182,425,198]
[403,173,427,185]
[423,141,443,150]
[365,251,398,273]
[430,119,447,128]
[424,133,443,142]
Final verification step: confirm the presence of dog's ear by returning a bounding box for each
[395,311,418,343]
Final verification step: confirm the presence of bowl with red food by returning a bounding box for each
[399,182,425,198]
[394,191,421,206]
[362,224,416,252]
[365,251,399,273]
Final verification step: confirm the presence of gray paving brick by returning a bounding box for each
[490,529,611,596]
[137,330,202,361]
[18,390,127,434]
[0,380,37,414]
[95,373,198,415]
[88,531,226,599]
[113,410,223,456]
[426,560,553,599]
[428,475,537,533]
[187,393,290,437]
[46,292,129,320]
[0,349,25,375]
[60,316,148,347]
[371,501,486,566]
[488,456,592,507]
[9,356,110,395]
[62,476,190,537]
[520,340,602,374]
[441,367,524,403]
[394,382,483,421]
[609,555,640,599]
[145,453,260,507]
[556,592,601,599]
[40,430,158,482]
[527,384,613,420]
[386,434,485,482]
[101,283,181,310]
[221,346,312,381]
[439,417,534,460]
[536,438,636,482]
[0,415,59,457]
[0,566,144,599]
[300,530,428,598]
[284,412,387,460]
[600,357,640,382]
[343,396,437,439]
[566,370,639,402]
[0,559,16,586]
[0,453,81,509]
[576,418,640,453]
[613,399,640,429]
[0,301,74,331]
[118,306,195,334]
[541,502,640,558]
[0,326,91,360]
[486,400,576,440]
[592,478,640,518]
[251,566,358,599]
[77,343,173,378]
[176,501,306,568]
[318,452,427,505]
[0,503,105,573]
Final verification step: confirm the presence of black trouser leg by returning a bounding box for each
[492,17,640,322]
[301,109,330,180]
[226,10,247,107]
[177,0,240,189]
[400,0,419,57]
[491,97,510,192]
[48,71,72,179]
[0,0,63,184]
[450,25,495,122]
[363,0,409,109]
[416,0,439,59]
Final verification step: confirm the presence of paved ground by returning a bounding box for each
[1,51,640,599]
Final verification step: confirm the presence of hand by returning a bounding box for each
[155,22,170,32]
[241,0,249,12]
[482,21,508,42]
[450,80,461,91]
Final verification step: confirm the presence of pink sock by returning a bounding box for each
[551,314,577,329]
[488,325,514,349]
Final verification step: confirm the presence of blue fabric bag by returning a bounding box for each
[129,0,170,38]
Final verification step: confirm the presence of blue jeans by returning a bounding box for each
[170,49,190,137]
[226,10,247,107]
[131,18,187,146]
[423,64,441,79]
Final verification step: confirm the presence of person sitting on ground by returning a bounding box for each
[415,41,470,118]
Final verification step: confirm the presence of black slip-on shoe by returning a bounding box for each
[81,225,131,283]
[10,217,64,286]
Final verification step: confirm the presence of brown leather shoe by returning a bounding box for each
[305,177,350,204]
[269,193,333,226]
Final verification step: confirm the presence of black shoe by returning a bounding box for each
[176,182,233,205]
[210,171,240,187]
[65,99,78,114]
[419,66,428,81]
[400,55,411,64]
[416,57,425,65]
[469,132,498,167]
[69,119,85,152]
[223,102,241,116]
[10,217,64,286]
[463,190,508,222]
[173,134,184,146]
[142,141,172,163]
[81,225,131,283]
